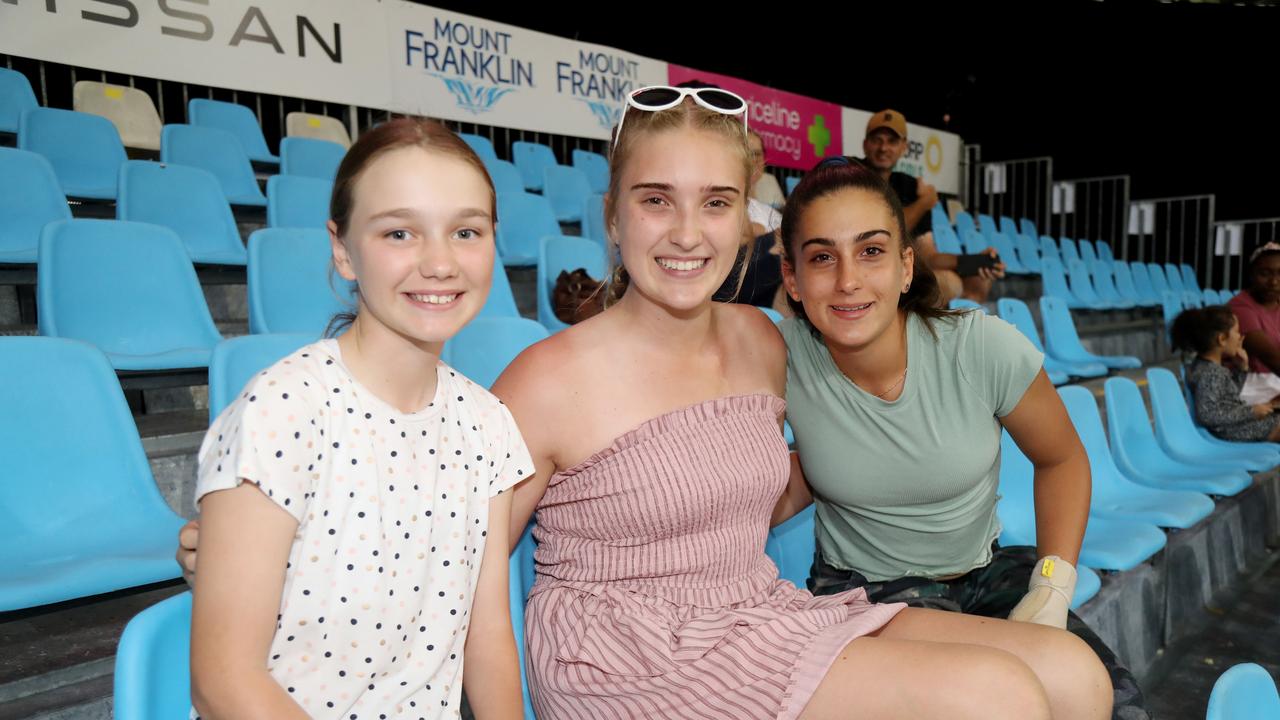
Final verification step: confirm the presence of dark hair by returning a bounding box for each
[324,118,496,337]
[778,158,955,335]
[1170,305,1238,355]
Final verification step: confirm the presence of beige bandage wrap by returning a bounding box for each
[1007,555,1076,629]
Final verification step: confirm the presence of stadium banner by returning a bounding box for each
[385,1,666,141]
[667,63,842,172]
[842,107,963,196]
[0,1,964,183]
[0,0,393,108]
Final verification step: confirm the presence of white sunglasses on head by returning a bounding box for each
[613,85,750,150]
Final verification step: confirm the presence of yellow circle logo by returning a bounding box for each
[926,136,943,174]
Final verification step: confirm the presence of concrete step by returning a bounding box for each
[0,583,185,720]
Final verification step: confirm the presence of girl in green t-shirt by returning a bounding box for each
[774,157,1147,720]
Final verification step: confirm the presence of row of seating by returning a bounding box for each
[0,147,333,264]
[1042,256,1218,312]
[11,106,343,204]
[1,68,351,152]
[934,207,1230,305]
[16,209,619,370]
[13,303,1268,616]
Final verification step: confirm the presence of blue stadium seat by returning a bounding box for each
[1078,239,1098,267]
[161,124,266,206]
[998,216,1019,239]
[949,298,984,312]
[537,235,607,333]
[0,148,70,264]
[247,228,352,335]
[765,505,815,589]
[1162,262,1201,307]
[978,213,1000,238]
[992,232,1029,273]
[480,253,520,319]
[1039,236,1062,265]
[0,67,38,135]
[1015,234,1042,273]
[1095,240,1116,263]
[113,591,192,720]
[931,205,951,232]
[1146,262,1176,304]
[1202,288,1220,307]
[1039,257,1087,309]
[1066,259,1113,310]
[543,164,592,223]
[1041,296,1141,369]
[1206,663,1280,720]
[1217,289,1236,305]
[512,141,558,192]
[953,210,978,232]
[1112,262,1155,307]
[444,316,549,390]
[508,525,537,719]
[1146,368,1280,471]
[581,193,608,247]
[187,98,277,164]
[19,107,126,200]
[996,297,1102,383]
[1180,264,1203,295]
[960,227,989,255]
[1162,291,1184,338]
[785,175,800,196]
[266,174,331,229]
[459,133,499,164]
[757,306,784,323]
[1104,377,1253,495]
[1059,237,1081,265]
[572,148,610,194]
[932,221,964,254]
[208,334,313,421]
[1088,260,1134,309]
[496,192,559,267]
[1129,262,1163,306]
[117,160,247,266]
[1019,218,1038,240]
[0,337,186,611]
[486,159,525,195]
[38,219,222,370]
[1060,385,1215,528]
[279,136,344,180]
[996,430,1166,574]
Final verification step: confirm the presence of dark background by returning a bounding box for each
[426,0,1276,221]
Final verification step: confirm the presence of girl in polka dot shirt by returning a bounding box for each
[188,119,533,720]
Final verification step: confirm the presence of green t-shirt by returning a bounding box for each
[781,311,1042,581]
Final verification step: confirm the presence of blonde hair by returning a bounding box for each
[602,99,755,305]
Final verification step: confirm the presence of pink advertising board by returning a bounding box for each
[667,64,843,170]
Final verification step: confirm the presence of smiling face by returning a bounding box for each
[862,127,907,174]
[603,96,754,314]
[782,186,914,354]
[330,145,495,349]
[608,125,748,313]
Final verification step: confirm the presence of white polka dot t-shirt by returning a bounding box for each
[195,339,534,720]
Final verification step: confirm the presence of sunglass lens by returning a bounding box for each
[631,87,682,107]
[698,89,746,112]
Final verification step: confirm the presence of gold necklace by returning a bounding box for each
[871,361,908,399]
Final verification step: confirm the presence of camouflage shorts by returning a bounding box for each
[809,545,1151,720]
